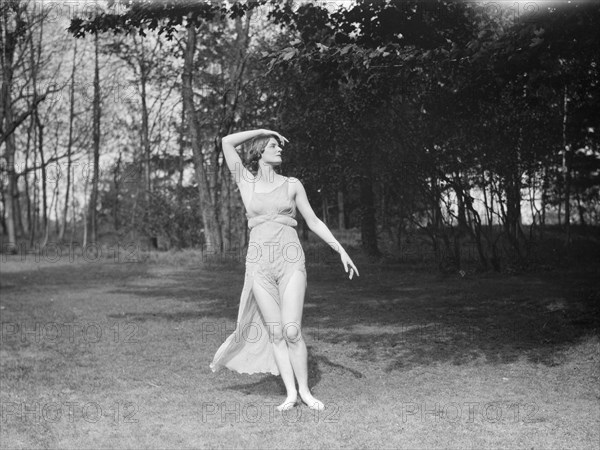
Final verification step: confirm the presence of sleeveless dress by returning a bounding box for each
[209,177,307,375]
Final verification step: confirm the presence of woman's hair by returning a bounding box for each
[245,134,281,175]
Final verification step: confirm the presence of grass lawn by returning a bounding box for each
[1,249,598,449]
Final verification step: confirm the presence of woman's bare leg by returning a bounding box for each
[251,279,298,411]
[281,269,324,410]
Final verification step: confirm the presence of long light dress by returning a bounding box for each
[210,177,307,375]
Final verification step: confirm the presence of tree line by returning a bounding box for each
[1,0,598,271]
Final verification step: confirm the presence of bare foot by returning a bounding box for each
[276,394,298,412]
[298,389,324,411]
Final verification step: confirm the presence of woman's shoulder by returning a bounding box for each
[286,176,304,198]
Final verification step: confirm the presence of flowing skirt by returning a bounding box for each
[209,220,306,375]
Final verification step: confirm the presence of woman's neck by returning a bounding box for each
[256,163,278,183]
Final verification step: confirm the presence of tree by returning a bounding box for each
[1,0,60,251]
[68,0,265,253]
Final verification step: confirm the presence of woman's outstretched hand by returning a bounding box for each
[340,250,360,280]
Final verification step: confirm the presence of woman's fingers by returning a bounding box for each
[347,258,359,277]
[341,254,359,279]
[264,129,289,144]
[277,132,289,144]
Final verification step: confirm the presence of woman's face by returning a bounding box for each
[259,137,283,166]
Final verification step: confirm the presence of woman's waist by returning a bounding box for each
[246,213,297,230]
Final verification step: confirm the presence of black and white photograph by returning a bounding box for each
[1,0,599,448]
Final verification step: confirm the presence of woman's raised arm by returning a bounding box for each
[221,130,262,184]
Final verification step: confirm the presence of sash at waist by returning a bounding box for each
[247,214,298,230]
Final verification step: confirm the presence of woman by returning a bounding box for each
[210,129,359,411]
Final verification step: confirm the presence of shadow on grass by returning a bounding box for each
[222,346,324,395]
[3,258,599,375]
[220,345,364,397]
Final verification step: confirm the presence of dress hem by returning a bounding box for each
[210,363,279,376]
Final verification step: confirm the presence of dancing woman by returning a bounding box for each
[210,129,359,411]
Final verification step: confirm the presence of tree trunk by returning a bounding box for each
[113,152,122,231]
[0,4,18,252]
[29,130,38,247]
[540,164,548,237]
[24,129,32,234]
[429,174,443,258]
[43,173,59,248]
[359,163,380,257]
[562,84,572,245]
[182,23,222,254]
[37,121,48,247]
[31,7,49,246]
[83,163,89,248]
[0,186,7,236]
[138,36,155,248]
[455,174,468,234]
[70,166,77,244]
[14,178,25,236]
[489,175,495,233]
[177,101,186,248]
[59,39,77,241]
[337,189,345,230]
[136,33,152,232]
[380,181,390,236]
[88,32,101,244]
[219,13,252,253]
[140,37,152,194]
[504,168,522,257]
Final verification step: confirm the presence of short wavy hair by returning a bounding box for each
[245,134,282,175]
